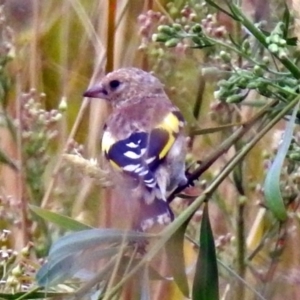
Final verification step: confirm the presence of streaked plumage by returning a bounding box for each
[83,68,187,231]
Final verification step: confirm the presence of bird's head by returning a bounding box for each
[83,68,165,107]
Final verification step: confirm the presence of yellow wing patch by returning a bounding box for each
[160,112,180,133]
[102,131,122,170]
[102,131,116,153]
[156,112,180,160]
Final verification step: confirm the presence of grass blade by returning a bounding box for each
[29,205,92,231]
[165,219,190,298]
[192,202,219,300]
[264,101,300,221]
[37,247,119,287]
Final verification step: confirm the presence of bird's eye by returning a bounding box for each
[109,80,121,90]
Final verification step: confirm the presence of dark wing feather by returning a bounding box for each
[101,111,185,230]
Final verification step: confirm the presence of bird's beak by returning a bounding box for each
[83,84,108,99]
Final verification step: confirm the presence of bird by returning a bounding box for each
[83,67,187,231]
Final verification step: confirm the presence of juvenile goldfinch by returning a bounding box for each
[83,68,187,231]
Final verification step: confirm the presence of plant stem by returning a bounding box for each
[236,199,246,300]
[106,0,116,73]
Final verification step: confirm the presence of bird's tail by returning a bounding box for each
[137,198,174,231]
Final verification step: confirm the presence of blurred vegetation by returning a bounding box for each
[0,0,300,299]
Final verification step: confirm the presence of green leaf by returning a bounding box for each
[282,3,290,39]
[37,229,153,287]
[29,205,92,231]
[37,247,119,287]
[192,202,219,300]
[226,1,244,22]
[264,101,300,221]
[165,219,190,298]
[48,229,151,256]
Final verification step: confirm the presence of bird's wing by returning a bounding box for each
[102,110,185,199]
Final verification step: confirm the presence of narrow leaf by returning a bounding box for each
[37,247,119,287]
[49,229,151,257]
[226,1,243,21]
[282,3,290,39]
[37,229,153,287]
[264,101,300,221]
[165,219,190,298]
[192,202,219,300]
[29,205,92,231]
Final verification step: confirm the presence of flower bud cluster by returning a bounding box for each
[152,21,217,50]
[200,13,227,39]
[18,89,64,202]
[0,240,36,292]
[214,69,252,103]
[140,3,223,51]
[20,90,61,159]
[138,10,165,48]
[265,22,288,59]
[152,24,185,48]
[213,56,299,104]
